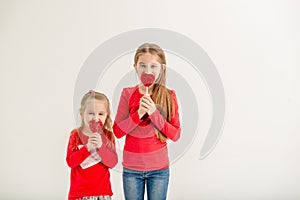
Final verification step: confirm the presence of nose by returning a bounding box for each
[145,65,152,74]
[91,114,98,121]
[95,116,100,122]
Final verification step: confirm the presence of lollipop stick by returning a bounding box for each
[146,86,150,96]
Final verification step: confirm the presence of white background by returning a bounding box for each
[1,1,299,199]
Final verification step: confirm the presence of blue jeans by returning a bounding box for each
[123,167,170,200]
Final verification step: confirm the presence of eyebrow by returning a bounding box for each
[138,62,159,65]
[86,109,106,112]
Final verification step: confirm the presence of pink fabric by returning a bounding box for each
[123,146,169,171]
[66,129,118,200]
[113,86,181,171]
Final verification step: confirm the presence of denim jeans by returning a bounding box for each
[123,167,170,200]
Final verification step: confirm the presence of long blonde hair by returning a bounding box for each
[134,43,174,142]
[79,90,115,144]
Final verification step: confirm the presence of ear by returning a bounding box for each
[133,64,137,72]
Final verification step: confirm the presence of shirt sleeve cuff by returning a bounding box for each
[149,109,166,130]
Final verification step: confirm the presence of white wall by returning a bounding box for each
[0,0,299,199]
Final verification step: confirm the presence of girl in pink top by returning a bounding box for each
[113,43,181,200]
[66,91,118,200]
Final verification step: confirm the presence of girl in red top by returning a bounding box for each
[66,90,118,200]
[113,43,181,200]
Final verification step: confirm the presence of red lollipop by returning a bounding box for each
[141,73,155,87]
[141,73,155,96]
[88,120,103,133]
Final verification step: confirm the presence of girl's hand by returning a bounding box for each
[138,97,148,119]
[87,133,102,151]
[86,139,94,152]
[139,95,156,118]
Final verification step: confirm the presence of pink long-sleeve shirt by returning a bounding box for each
[66,129,118,200]
[113,86,181,171]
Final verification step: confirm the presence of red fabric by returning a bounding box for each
[66,129,118,200]
[113,86,181,171]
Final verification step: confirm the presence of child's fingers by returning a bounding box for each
[89,137,101,143]
[90,133,101,138]
[141,97,154,108]
[89,140,99,147]
[140,102,149,109]
[89,134,102,143]
[141,96,156,115]
[142,95,154,103]
[141,98,153,107]
[88,136,102,148]
[140,102,150,113]
[141,96,150,103]
[89,138,98,143]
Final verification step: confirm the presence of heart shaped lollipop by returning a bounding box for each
[141,73,155,87]
[88,120,103,133]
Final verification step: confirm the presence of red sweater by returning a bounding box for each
[113,86,181,171]
[66,129,118,200]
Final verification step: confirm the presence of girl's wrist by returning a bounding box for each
[148,106,156,115]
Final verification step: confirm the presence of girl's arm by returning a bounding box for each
[149,90,181,141]
[66,131,90,168]
[113,88,141,138]
[96,133,118,169]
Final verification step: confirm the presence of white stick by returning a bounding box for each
[146,86,150,96]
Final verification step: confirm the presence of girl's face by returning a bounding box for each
[81,99,108,132]
[134,53,162,84]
